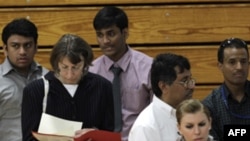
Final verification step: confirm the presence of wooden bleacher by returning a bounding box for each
[0,0,250,100]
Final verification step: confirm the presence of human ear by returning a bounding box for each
[177,124,183,135]
[158,81,168,91]
[3,44,8,57]
[122,28,129,39]
[217,62,223,71]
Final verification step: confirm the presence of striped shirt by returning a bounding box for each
[22,71,114,141]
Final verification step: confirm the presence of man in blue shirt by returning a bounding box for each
[203,37,250,141]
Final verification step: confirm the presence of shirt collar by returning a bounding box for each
[222,81,250,98]
[1,57,42,76]
[153,95,176,118]
[222,83,230,98]
[103,46,132,72]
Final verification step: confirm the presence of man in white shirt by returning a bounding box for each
[128,53,195,141]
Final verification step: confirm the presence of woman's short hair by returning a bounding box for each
[50,34,93,75]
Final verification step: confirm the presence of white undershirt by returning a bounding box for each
[63,84,78,97]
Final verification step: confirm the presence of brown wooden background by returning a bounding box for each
[0,0,250,100]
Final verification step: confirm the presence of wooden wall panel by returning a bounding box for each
[193,85,219,100]
[0,0,249,6]
[0,49,220,100]
[93,46,226,84]
[0,4,250,46]
[2,46,249,84]
[0,1,249,101]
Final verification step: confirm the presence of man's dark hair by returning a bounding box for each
[218,37,249,63]
[93,6,128,31]
[2,18,38,45]
[150,53,190,98]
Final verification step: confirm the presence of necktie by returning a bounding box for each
[111,66,123,132]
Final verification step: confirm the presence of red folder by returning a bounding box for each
[32,130,121,141]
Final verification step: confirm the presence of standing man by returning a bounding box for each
[0,18,48,141]
[128,53,195,141]
[203,37,250,141]
[89,6,153,141]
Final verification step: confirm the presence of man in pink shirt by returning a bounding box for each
[89,6,153,141]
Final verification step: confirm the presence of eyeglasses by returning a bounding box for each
[177,78,195,89]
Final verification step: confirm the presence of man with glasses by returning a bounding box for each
[202,37,250,141]
[128,53,195,141]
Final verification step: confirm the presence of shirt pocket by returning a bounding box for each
[122,86,151,113]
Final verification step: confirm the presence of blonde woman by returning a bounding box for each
[176,99,214,141]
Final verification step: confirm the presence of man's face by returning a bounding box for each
[218,47,249,86]
[95,25,128,61]
[162,67,194,108]
[4,34,37,73]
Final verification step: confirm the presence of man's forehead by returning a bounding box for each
[223,48,248,60]
[8,35,34,42]
[96,25,119,32]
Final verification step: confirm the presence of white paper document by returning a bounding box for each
[38,113,83,137]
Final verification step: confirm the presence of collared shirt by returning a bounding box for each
[202,81,250,141]
[0,58,48,141]
[89,47,153,141]
[128,95,178,141]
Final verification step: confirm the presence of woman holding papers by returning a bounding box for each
[21,34,114,141]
